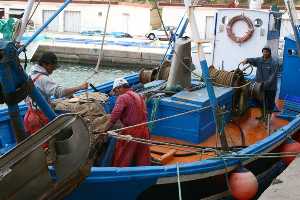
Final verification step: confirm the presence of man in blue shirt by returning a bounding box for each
[241,46,279,120]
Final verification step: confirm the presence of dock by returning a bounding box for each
[259,156,300,199]
[22,34,167,68]
[20,33,213,68]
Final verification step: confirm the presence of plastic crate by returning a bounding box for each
[148,86,233,144]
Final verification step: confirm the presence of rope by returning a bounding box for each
[149,97,160,131]
[94,0,111,72]
[221,156,233,195]
[170,38,252,89]
[26,0,41,27]
[176,163,183,200]
[153,0,200,71]
[103,131,218,153]
[100,131,300,160]
[154,0,169,41]
[85,0,111,82]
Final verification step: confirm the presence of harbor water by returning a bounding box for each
[0,63,139,109]
[27,62,139,87]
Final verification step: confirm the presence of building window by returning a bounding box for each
[0,8,4,19]
[98,12,102,17]
[9,8,24,19]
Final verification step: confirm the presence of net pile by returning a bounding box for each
[52,92,110,133]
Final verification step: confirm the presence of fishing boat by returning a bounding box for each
[1,0,300,200]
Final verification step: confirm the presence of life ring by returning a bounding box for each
[226,15,254,43]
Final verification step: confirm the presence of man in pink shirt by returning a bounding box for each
[105,78,151,167]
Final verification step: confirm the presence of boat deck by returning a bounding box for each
[150,107,289,165]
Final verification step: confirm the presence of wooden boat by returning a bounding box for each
[1,0,300,200]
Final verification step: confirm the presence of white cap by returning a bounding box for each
[112,78,128,90]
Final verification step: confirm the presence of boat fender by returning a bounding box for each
[228,167,258,200]
[279,138,300,166]
[226,15,254,43]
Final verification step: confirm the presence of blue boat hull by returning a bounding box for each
[1,69,300,199]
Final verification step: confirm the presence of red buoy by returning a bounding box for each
[279,138,300,165]
[229,167,258,200]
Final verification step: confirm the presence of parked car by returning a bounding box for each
[145,26,176,40]
[80,30,104,36]
[109,32,133,38]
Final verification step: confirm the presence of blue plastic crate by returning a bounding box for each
[147,86,233,144]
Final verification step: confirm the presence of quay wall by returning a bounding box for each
[35,41,165,68]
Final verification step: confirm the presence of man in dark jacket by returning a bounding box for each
[241,46,279,120]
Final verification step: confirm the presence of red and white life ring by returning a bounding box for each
[226,15,254,43]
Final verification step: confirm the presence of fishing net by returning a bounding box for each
[52,92,110,133]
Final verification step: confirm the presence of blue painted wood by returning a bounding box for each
[280,37,300,98]
[148,86,233,143]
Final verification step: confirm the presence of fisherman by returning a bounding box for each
[24,52,88,136]
[241,46,279,120]
[104,77,151,167]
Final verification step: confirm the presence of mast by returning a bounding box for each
[18,0,73,53]
[15,0,35,43]
[184,0,229,150]
[284,0,300,55]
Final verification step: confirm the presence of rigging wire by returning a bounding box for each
[99,130,300,160]
[85,0,111,82]
[26,0,41,27]
[99,105,212,133]
[154,0,169,41]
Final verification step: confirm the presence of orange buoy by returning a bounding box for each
[229,167,258,200]
[279,138,300,165]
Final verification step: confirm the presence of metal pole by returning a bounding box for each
[166,16,189,61]
[284,0,300,56]
[15,0,35,43]
[184,0,228,149]
[18,0,73,53]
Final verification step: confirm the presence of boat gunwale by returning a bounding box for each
[1,73,299,182]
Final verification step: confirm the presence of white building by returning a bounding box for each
[0,0,297,40]
[0,1,151,36]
